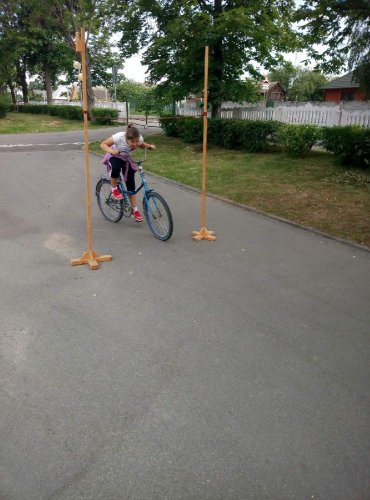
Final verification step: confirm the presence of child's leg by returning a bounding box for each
[126,167,137,206]
[109,157,124,188]
[126,167,143,221]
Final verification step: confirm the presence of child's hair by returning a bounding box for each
[126,123,140,140]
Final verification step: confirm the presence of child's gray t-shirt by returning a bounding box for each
[112,131,144,155]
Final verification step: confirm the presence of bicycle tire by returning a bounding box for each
[96,179,124,223]
[143,192,173,241]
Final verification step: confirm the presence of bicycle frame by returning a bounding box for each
[101,152,153,209]
[96,148,173,240]
[116,162,152,202]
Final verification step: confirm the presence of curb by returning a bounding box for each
[89,150,370,254]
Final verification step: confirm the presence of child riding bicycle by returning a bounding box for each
[100,124,156,222]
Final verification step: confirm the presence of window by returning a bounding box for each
[341,91,356,101]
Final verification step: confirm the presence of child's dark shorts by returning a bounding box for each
[109,156,136,192]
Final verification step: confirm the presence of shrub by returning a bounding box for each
[0,103,7,118]
[177,117,203,143]
[159,115,180,137]
[0,93,12,117]
[208,119,251,149]
[321,126,370,169]
[50,105,83,121]
[160,116,281,152]
[237,120,281,152]
[16,103,84,120]
[16,104,49,114]
[91,107,119,125]
[159,116,202,142]
[276,124,320,157]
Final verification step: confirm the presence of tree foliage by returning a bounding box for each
[0,0,123,109]
[269,65,329,101]
[112,0,298,116]
[296,0,370,94]
[268,63,296,93]
[288,69,328,101]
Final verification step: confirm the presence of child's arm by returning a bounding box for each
[100,137,119,155]
[140,141,156,150]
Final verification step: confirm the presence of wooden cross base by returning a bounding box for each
[70,249,112,270]
[192,227,217,241]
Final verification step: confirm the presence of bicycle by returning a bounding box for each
[95,149,173,241]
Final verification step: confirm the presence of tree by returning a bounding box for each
[112,0,298,117]
[288,69,328,101]
[0,0,124,109]
[268,65,329,101]
[26,5,76,104]
[88,35,123,88]
[0,0,74,104]
[0,0,32,103]
[296,0,370,95]
[50,0,124,112]
[268,63,297,93]
[115,79,148,103]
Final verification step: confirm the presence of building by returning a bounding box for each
[92,86,111,102]
[70,85,111,102]
[260,78,286,102]
[320,71,366,102]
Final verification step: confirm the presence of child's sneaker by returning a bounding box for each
[133,209,144,222]
[111,187,123,200]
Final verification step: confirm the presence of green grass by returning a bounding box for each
[96,134,369,247]
[0,111,121,134]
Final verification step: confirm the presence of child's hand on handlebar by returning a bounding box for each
[147,144,156,150]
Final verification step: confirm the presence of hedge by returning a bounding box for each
[14,104,120,124]
[276,124,321,157]
[90,107,119,124]
[16,104,83,120]
[321,126,370,169]
[159,116,281,152]
[0,93,12,118]
[160,116,370,168]
[0,103,7,118]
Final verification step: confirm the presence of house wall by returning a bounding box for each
[266,84,286,102]
[324,88,366,102]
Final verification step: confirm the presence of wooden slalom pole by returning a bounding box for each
[71,28,112,270]
[192,46,216,242]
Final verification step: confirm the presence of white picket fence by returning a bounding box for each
[23,99,370,128]
[177,103,370,128]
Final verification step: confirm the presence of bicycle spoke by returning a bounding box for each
[144,192,173,241]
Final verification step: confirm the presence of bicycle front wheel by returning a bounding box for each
[143,192,173,241]
[96,179,123,223]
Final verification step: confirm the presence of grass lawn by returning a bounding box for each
[85,133,369,248]
[0,111,121,134]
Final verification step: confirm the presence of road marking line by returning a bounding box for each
[0,142,85,148]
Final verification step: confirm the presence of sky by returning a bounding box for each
[122,53,148,83]
[121,50,312,83]
[119,0,311,83]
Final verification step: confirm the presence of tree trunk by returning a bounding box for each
[44,65,53,104]
[7,80,17,105]
[85,50,95,117]
[211,0,223,119]
[15,59,29,104]
[211,103,220,118]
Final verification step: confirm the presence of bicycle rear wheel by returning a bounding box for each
[96,179,123,223]
[143,192,173,241]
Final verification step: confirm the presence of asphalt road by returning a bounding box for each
[0,129,370,499]
[0,125,162,151]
